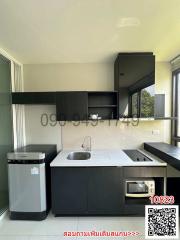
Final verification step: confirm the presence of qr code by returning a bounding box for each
[145,205,179,239]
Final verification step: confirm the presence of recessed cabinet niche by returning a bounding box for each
[88,91,119,120]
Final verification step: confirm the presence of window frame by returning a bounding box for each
[171,70,180,146]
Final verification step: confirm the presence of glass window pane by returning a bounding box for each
[0,55,13,215]
[140,85,155,118]
[177,73,180,137]
[131,92,138,117]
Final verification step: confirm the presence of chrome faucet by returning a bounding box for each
[81,136,91,151]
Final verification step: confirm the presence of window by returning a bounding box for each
[130,84,155,118]
[131,92,138,116]
[172,71,180,146]
[140,85,155,117]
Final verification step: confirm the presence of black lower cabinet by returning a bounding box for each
[88,167,123,214]
[51,166,166,216]
[51,167,123,215]
[51,168,88,215]
[167,178,180,205]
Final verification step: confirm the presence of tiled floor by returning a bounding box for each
[0,212,146,240]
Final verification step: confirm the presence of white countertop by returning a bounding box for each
[50,149,167,167]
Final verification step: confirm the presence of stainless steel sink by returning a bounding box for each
[67,152,91,160]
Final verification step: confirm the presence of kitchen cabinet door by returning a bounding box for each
[56,92,88,121]
[88,167,123,214]
[51,168,88,215]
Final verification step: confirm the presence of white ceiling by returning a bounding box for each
[0,0,180,63]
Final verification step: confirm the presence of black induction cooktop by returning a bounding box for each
[123,149,152,162]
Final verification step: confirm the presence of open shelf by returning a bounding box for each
[124,177,165,206]
[88,91,119,120]
[88,92,118,106]
[88,105,117,108]
[88,107,118,120]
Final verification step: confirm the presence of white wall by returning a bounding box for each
[23,62,171,151]
[24,63,113,91]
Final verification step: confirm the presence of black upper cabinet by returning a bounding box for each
[12,92,55,104]
[114,53,155,91]
[56,91,88,121]
[114,53,156,118]
[12,91,119,120]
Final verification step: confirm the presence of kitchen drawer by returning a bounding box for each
[123,167,166,178]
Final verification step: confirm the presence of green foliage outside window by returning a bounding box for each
[141,89,154,117]
[131,85,155,118]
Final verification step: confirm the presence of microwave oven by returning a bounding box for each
[125,179,155,198]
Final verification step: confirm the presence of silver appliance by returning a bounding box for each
[7,144,57,220]
[125,179,155,198]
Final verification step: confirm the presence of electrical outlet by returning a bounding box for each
[152,130,160,135]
